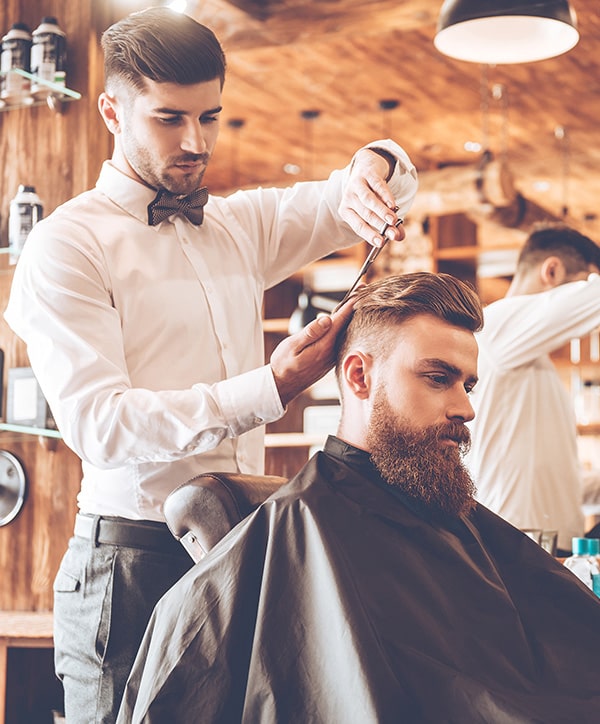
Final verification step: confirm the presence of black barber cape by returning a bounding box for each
[119,436,600,723]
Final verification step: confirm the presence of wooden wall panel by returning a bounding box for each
[0,0,125,612]
[0,0,115,239]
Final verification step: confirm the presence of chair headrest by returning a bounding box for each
[163,472,287,561]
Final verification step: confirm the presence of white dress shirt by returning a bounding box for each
[5,140,417,521]
[466,274,600,549]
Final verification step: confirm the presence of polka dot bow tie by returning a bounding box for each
[147,187,209,226]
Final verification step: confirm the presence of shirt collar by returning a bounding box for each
[95,162,163,225]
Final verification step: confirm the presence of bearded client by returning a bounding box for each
[119,273,600,724]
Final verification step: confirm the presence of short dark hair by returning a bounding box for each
[517,223,600,275]
[101,8,226,93]
[335,272,483,376]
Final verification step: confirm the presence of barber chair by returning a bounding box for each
[163,472,287,562]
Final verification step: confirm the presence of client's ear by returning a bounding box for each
[342,351,372,400]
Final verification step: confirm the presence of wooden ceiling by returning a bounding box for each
[155,1,600,247]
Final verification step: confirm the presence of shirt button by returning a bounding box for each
[253,416,264,425]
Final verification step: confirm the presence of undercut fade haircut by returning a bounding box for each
[335,272,483,379]
[517,223,600,276]
[101,7,226,94]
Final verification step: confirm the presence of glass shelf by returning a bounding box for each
[0,68,81,112]
[0,422,62,439]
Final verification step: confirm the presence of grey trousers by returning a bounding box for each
[53,533,193,724]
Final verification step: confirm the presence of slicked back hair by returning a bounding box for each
[101,7,226,95]
[335,272,483,382]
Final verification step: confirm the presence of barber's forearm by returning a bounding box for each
[44,363,285,468]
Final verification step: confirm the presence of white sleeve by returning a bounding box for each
[480,274,600,369]
[4,227,285,470]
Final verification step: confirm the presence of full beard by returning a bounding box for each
[366,392,477,518]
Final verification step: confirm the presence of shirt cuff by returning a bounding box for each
[364,139,418,217]
[368,147,396,181]
[214,364,285,436]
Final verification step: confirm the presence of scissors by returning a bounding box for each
[333,215,404,312]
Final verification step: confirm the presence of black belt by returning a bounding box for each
[74,513,188,557]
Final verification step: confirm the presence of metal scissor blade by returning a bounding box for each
[333,216,403,313]
[333,242,387,312]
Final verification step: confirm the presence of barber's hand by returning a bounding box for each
[338,148,407,248]
[270,298,355,408]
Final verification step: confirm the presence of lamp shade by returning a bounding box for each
[434,0,579,64]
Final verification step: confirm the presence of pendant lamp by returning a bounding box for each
[434,0,579,64]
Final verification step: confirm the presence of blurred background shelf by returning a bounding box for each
[0,422,61,440]
[0,68,81,112]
